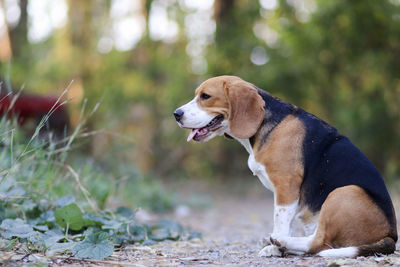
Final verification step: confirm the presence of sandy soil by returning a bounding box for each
[113,193,400,267]
[2,186,400,266]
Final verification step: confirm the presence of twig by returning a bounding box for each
[53,256,147,267]
[20,253,31,262]
[324,242,334,249]
[0,194,28,200]
[60,129,136,144]
[18,84,70,160]
[66,164,98,211]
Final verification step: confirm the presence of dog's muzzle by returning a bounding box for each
[173,109,184,123]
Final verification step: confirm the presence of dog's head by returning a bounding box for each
[174,76,265,142]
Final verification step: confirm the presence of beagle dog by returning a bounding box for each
[174,76,397,257]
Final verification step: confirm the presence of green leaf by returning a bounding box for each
[157,219,183,233]
[128,225,146,242]
[72,232,114,260]
[83,213,108,226]
[27,231,44,246]
[101,219,123,231]
[147,219,184,241]
[54,203,85,231]
[47,242,75,256]
[0,219,35,238]
[36,210,56,228]
[1,186,25,202]
[21,199,37,212]
[7,186,26,197]
[187,230,202,240]
[21,199,37,211]
[141,239,156,246]
[149,228,170,241]
[116,206,134,218]
[33,225,49,232]
[54,196,75,209]
[0,218,36,239]
[42,229,65,248]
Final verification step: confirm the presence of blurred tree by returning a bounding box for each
[203,0,400,181]
[259,0,400,179]
[8,0,27,58]
[209,0,262,75]
[0,0,399,182]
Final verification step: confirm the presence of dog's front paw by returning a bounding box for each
[260,235,272,246]
[270,234,287,248]
[258,245,284,257]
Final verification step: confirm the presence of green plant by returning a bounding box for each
[0,103,199,260]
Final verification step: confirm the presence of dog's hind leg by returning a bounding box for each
[272,185,393,257]
[258,245,283,257]
[270,233,316,255]
[259,198,301,257]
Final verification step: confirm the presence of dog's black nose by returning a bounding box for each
[174,109,184,122]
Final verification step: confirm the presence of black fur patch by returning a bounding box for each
[358,237,396,256]
[254,89,397,242]
[252,90,297,150]
[298,110,397,239]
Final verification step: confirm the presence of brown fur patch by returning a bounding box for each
[253,115,305,205]
[223,81,265,138]
[358,237,396,256]
[299,208,317,225]
[194,76,265,139]
[308,185,391,254]
[195,77,231,119]
[290,206,319,237]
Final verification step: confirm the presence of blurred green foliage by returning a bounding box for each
[0,114,173,215]
[1,0,399,182]
[0,115,194,259]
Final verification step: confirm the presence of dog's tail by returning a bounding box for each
[317,237,396,258]
[357,237,396,256]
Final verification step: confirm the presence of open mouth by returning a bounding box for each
[187,114,224,142]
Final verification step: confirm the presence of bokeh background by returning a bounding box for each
[0,0,399,209]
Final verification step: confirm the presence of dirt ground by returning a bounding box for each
[3,184,400,266]
[112,190,400,267]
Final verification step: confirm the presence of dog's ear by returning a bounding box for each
[224,81,265,139]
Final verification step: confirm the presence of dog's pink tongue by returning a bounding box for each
[187,129,199,142]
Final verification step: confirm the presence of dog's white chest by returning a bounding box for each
[233,136,275,192]
[248,154,275,192]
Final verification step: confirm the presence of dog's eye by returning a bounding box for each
[200,93,211,100]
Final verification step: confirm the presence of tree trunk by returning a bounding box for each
[8,0,28,58]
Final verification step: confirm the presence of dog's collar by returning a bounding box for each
[224,133,234,139]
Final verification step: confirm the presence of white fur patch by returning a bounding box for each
[232,137,275,192]
[258,245,282,257]
[317,247,358,258]
[290,209,319,237]
[232,137,300,239]
[234,137,309,253]
[272,199,299,237]
[177,97,214,129]
[248,154,275,192]
[276,233,316,253]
